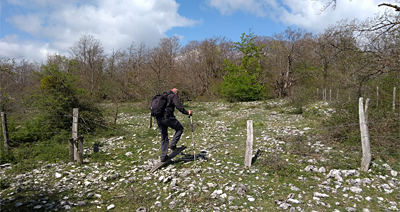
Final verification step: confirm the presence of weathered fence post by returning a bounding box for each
[77,136,84,164]
[337,89,339,102]
[245,120,253,167]
[329,89,332,102]
[1,112,10,150]
[359,97,371,172]
[376,86,379,107]
[72,108,79,162]
[68,138,74,162]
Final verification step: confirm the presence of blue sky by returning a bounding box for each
[0,0,389,62]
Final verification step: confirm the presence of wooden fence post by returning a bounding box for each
[72,108,79,162]
[359,97,371,172]
[245,120,253,167]
[69,138,74,162]
[376,86,379,107]
[1,112,10,150]
[337,89,339,102]
[77,136,84,164]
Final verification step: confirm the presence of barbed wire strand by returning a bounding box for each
[79,115,127,134]
[5,122,72,124]
[4,113,72,117]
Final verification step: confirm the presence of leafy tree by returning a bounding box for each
[220,31,266,102]
[17,56,104,143]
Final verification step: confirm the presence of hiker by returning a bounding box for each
[157,88,192,162]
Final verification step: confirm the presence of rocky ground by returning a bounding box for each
[0,100,399,211]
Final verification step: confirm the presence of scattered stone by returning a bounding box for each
[181,207,190,212]
[346,207,357,212]
[350,186,362,194]
[33,205,43,209]
[278,203,291,210]
[169,199,178,209]
[179,170,191,177]
[305,165,318,172]
[237,184,246,196]
[76,201,87,206]
[107,204,115,210]
[154,201,161,207]
[136,206,148,212]
[287,198,301,204]
[313,192,329,198]
[228,196,235,204]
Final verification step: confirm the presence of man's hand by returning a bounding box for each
[189,110,193,116]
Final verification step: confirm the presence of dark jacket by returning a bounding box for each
[164,91,189,118]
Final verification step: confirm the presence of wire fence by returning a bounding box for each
[1,102,399,158]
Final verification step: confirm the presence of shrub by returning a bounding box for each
[220,31,267,102]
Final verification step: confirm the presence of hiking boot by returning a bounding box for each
[170,145,185,151]
[160,155,169,162]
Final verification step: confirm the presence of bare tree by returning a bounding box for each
[127,42,150,99]
[317,0,400,13]
[378,2,400,11]
[265,27,313,97]
[0,58,38,112]
[69,34,105,98]
[148,36,181,94]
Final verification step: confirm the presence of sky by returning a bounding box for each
[0,0,392,62]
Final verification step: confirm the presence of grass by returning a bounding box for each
[0,100,399,211]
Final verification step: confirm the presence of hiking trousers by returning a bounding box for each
[156,116,184,158]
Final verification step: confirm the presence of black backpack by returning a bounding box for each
[150,92,169,117]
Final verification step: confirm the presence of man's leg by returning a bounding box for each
[167,118,184,149]
[157,118,169,160]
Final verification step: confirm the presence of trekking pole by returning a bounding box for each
[189,113,195,164]
[149,115,152,128]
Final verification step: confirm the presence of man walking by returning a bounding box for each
[157,88,192,162]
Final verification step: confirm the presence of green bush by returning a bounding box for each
[220,63,265,102]
[20,57,105,142]
[0,145,16,164]
[220,31,267,102]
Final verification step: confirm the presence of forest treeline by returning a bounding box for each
[1,9,399,113]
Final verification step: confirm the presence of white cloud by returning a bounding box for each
[206,0,384,34]
[0,35,56,62]
[2,0,198,61]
